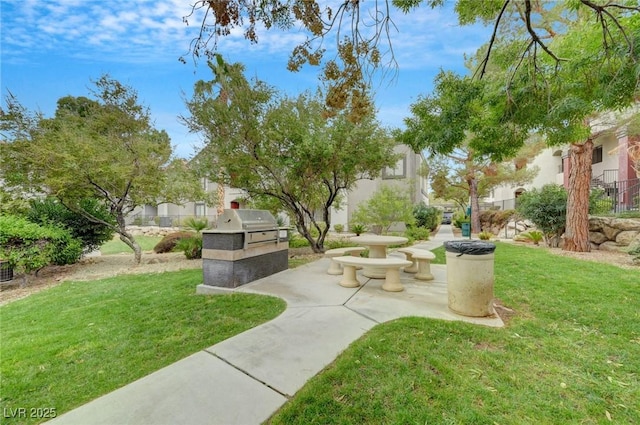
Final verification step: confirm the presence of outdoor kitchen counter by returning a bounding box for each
[349,235,409,278]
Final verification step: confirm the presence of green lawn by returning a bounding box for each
[269,243,640,424]
[99,235,163,255]
[0,269,285,424]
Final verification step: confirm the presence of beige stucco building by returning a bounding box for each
[129,144,428,230]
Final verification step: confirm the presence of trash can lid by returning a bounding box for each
[444,240,496,255]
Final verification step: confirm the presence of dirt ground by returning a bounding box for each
[0,244,635,307]
[0,252,203,306]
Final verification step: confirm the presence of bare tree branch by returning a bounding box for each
[523,0,563,63]
[476,0,511,79]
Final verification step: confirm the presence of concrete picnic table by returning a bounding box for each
[349,234,409,278]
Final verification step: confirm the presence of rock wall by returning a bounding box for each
[481,213,640,252]
[481,217,534,239]
[589,217,640,252]
[125,225,182,237]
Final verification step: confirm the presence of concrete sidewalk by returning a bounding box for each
[49,225,502,425]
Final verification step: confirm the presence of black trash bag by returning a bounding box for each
[444,240,496,256]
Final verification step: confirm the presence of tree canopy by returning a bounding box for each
[461,1,639,251]
[184,1,638,117]
[182,57,399,252]
[399,70,536,232]
[0,76,203,263]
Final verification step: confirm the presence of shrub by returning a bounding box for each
[349,223,367,236]
[0,215,82,276]
[325,239,360,250]
[351,186,415,234]
[478,231,493,240]
[27,197,115,252]
[412,203,441,231]
[629,245,640,263]
[334,224,344,233]
[589,188,613,215]
[517,184,567,247]
[153,232,197,253]
[452,210,468,228]
[520,230,544,245]
[175,236,202,259]
[288,233,311,248]
[405,226,430,242]
[181,217,209,233]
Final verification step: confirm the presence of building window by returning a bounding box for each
[195,203,205,217]
[592,145,603,164]
[382,156,406,179]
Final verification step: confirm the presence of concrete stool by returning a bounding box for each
[333,256,412,291]
[324,247,366,275]
[412,250,436,281]
[396,247,419,273]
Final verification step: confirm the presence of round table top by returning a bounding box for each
[350,235,408,245]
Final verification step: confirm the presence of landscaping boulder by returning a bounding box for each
[589,231,608,245]
[616,230,639,246]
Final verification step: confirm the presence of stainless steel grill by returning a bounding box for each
[217,209,279,249]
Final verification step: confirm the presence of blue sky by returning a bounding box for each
[1,0,492,158]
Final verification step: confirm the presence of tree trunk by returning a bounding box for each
[469,177,482,234]
[564,139,593,252]
[116,212,142,263]
[119,233,142,264]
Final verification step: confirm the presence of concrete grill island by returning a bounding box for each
[198,209,289,289]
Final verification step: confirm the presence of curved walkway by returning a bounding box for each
[49,225,502,425]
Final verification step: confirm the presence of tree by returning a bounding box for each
[0,76,204,264]
[182,58,399,252]
[400,71,533,232]
[185,1,637,111]
[459,2,640,252]
[350,184,415,235]
[187,1,639,253]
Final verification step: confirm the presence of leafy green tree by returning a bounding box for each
[351,185,415,234]
[182,58,398,252]
[400,71,537,232]
[185,1,638,114]
[0,76,204,264]
[517,184,567,248]
[459,2,640,252]
[186,1,639,253]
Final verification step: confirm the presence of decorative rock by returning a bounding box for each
[588,216,610,232]
[599,241,623,252]
[589,231,608,245]
[616,230,639,246]
[610,218,640,232]
[602,224,622,242]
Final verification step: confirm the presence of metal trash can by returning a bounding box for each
[444,241,496,317]
[461,222,471,237]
